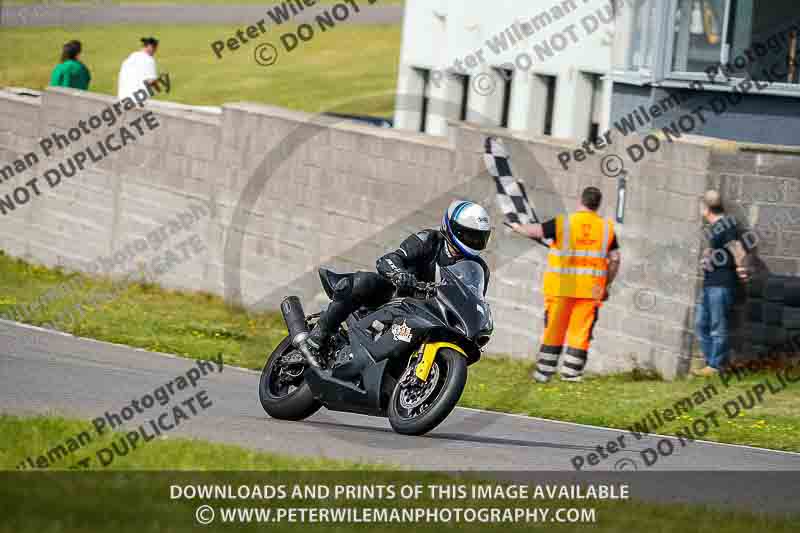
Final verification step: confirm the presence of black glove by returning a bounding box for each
[392,272,417,290]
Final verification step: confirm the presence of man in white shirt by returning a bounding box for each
[117,37,160,101]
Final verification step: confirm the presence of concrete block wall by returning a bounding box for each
[2,87,794,378]
[0,88,222,296]
[708,143,800,363]
[212,102,467,309]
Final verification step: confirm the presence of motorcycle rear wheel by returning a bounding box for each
[388,348,467,436]
[259,336,322,421]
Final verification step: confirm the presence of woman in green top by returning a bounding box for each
[50,40,91,90]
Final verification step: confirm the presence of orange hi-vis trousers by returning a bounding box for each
[533,296,601,382]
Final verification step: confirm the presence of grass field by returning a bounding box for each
[0,414,372,470]
[1,415,797,533]
[0,23,401,115]
[2,250,800,453]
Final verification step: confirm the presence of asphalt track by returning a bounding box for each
[3,318,800,475]
[1,3,403,27]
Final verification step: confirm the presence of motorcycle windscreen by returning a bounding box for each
[447,260,485,297]
[438,260,492,338]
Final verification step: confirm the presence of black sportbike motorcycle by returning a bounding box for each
[259,261,493,435]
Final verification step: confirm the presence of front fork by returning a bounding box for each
[413,342,466,382]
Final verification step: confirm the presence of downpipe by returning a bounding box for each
[280,296,320,368]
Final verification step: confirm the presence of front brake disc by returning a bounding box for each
[399,362,440,410]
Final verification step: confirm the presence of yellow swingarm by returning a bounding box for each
[415,342,466,381]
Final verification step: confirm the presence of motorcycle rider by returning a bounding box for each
[302,200,493,361]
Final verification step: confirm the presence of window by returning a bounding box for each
[455,73,470,121]
[415,68,431,133]
[671,0,725,74]
[615,1,800,90]
[727,0,800,83]
[615,0,660,75]
[573,72,605,140]
[540,74,557,136]
[588,74,604,142]
[524,74,558,136]
[669,0,800,84]
[496,68,514,128]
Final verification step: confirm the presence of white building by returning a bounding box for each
[394,0,619,140]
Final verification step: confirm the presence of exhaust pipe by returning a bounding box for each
[281,296,309,346]
[280,296,320,368]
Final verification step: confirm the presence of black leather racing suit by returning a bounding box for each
[310,229,488,347]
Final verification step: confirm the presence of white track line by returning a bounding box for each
[457,407,800,457]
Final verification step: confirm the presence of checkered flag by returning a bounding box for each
[484,137,549,247]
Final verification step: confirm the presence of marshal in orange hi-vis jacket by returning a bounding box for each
[509,187,621,383]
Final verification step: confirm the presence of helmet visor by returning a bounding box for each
[451,220,491,252]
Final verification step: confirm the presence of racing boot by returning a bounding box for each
[301,299,351,366]
[304,323,329,360]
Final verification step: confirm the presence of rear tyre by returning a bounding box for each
[259,336,322,421]
[388,348,468,436]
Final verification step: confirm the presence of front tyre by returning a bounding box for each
[388,348,468,436]
[259,336,322,421]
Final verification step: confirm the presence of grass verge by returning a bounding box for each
[1,415,797,533]
[0,23,400,115]
[0,414,373,470]
[2,250,800,452]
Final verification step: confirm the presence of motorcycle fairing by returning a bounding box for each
[305,360,388,417]
[349,300,442,364]
[304,260,490,417]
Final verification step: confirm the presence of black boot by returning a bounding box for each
[305,323,329,355]
[302,299,352,362]
[299,324,333,369]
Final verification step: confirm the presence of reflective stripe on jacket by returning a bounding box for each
[543,212,614,299]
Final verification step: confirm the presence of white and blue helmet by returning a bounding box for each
[442,200,492,258]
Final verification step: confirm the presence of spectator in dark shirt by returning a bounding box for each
[693,191,750,377]
[50,40,91,90]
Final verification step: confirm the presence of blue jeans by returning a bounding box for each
[695,286,735,370]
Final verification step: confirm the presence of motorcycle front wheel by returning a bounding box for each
[388,348,468,436]
[259,336,322,421]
